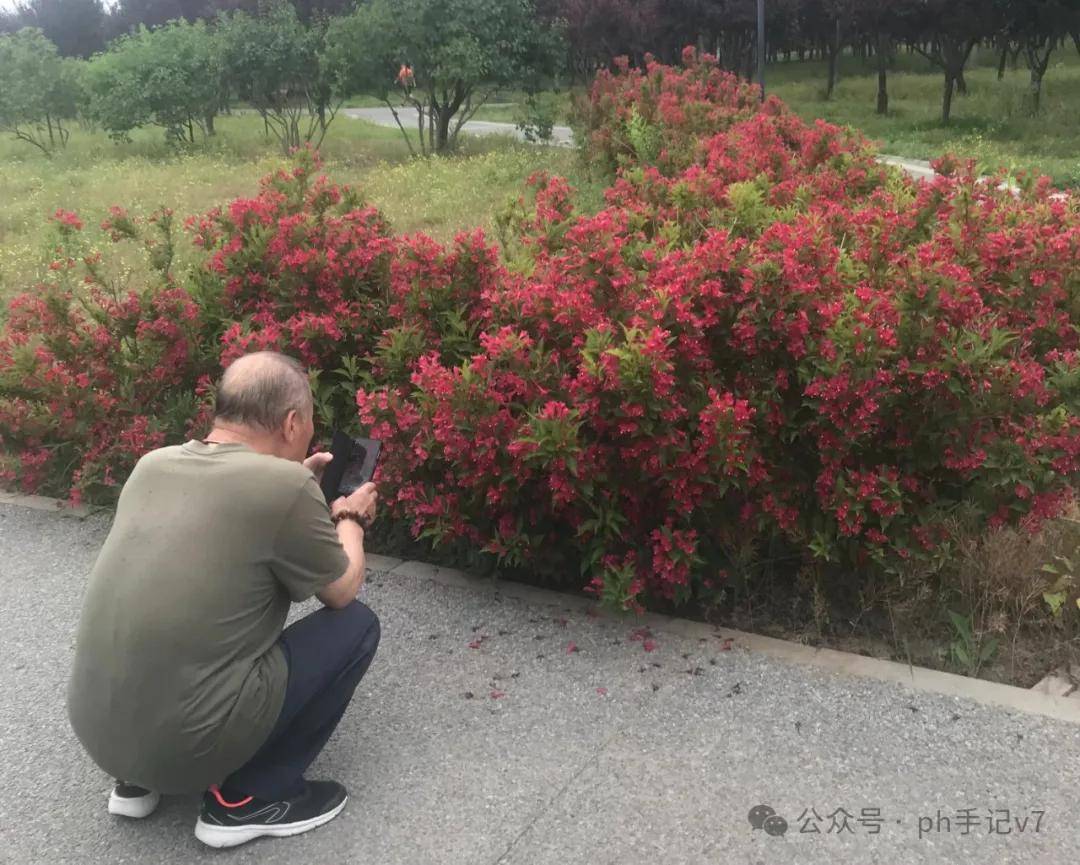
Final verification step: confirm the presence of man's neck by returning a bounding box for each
[203,423,277,457]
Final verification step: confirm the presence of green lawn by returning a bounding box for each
[767,48,1080,187]
[0,114,598,305]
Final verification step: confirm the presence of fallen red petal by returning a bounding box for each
[566,641,578,654]
[490,690,506,699]
[643,639,657,652]
[596,687,608,696]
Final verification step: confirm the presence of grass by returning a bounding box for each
[0,113,599,306]
[456,49,1080,187]
[767,47,1080,187]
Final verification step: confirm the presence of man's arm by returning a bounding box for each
[316,520,366,609]
[270,477,377,607]
[315,480,378,609]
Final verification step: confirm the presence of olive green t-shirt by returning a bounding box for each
[67,441,349,794]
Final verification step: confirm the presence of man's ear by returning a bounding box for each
[282,409,301,440]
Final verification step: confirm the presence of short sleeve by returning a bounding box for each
[271,476,350,602]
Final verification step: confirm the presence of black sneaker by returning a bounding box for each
[194,781,348,848]
[108,780,160,818]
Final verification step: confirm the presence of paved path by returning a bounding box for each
[343,106,575,147]
[343,107,942,181]
[2,502,1079,864]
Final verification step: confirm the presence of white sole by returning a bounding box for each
[194,795,348,848]
[108,790,161,819]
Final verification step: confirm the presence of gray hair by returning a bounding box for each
[213,351,313,432]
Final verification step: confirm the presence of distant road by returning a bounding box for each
[343,106,573,147]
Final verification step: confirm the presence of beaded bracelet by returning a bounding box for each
[331,509,372,530]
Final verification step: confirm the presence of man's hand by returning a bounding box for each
[320,482,376,610]
[304,451,333,482]
[332,481,378,526]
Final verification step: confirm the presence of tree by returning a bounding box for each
[901,0,998,124]
[796,0,854,99]
[86,19,225,143]
[853,0,914,116]
[542,0,659,77]
[13,0,105,57]
[0,28,82,154]
[998,0,1080,112]
[328,0,564,156]
[218,1,343,153]
[106,1,215,37]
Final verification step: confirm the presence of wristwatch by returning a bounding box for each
[331,509,373,530]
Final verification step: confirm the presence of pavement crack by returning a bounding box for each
[491,732,618,865]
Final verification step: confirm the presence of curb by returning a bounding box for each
[5,492,1079,725]
[0,490,93,520]
[367,557,1080,725]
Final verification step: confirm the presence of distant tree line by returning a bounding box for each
[539,0,1080,121]
[2,0,1078,150]
[0,0,357,58]
[0,0,562,155]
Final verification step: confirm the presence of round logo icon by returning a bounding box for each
[763,814,789,836]
[748,804,775,830]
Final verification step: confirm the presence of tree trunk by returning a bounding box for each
[997,43,1008,80]
[204,113,215,136]
[942,74,955,124]
[1026,39,1053,115]
[876,33,889,115]
[435,105,454,153]
[826,18,841,99]
[956,70,968,95]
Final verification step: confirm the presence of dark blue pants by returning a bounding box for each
[221,600,381,800]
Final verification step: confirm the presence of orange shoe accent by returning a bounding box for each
[209,784,253,808]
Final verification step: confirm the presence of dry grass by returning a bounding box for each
[872,509,1080,686]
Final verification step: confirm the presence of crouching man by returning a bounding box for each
[67,351,381,849]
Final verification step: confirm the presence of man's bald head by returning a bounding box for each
[213,352,313,432]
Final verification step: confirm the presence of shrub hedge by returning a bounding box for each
[3,51,1079,613]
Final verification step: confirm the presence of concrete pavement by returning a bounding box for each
[342,106,575,147]
[2,500,1078,865]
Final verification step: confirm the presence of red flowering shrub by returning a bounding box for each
[0,154,398,501]
[357,56,1080,611]
[0,210,209,503]
[576,46,762,179]
[4,53,1080,617]
[188,150,397,427]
